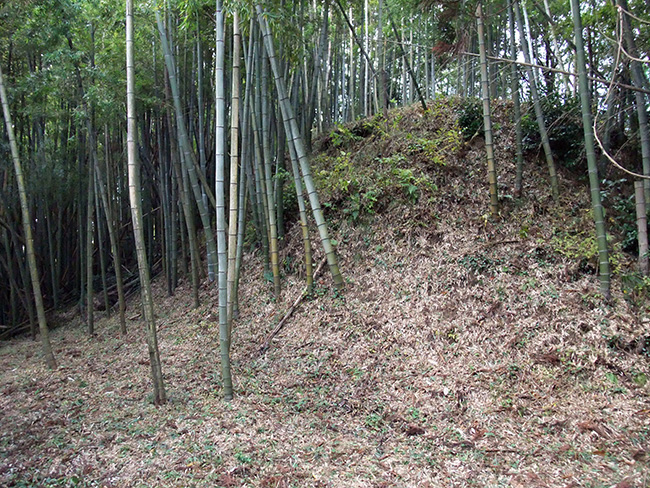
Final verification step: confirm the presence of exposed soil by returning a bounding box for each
[1,101,649,487]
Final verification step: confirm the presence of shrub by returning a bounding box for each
[457,97,483,140]
[551,230,626,275]
[521,95,584,171]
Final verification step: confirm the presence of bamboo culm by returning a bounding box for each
[215,0,233,401]
[256,5,344,289]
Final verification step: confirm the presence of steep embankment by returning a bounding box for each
[1,99,649,487]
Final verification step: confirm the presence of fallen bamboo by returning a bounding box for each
[259,258,327,355]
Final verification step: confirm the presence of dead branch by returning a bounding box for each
[259,258,327,355]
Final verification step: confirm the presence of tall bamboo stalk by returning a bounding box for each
[617,0,650,207]
[388,13,427,112]
[635,181,649,275]
[196,15,208,213]
[570,0,611,299]
[216,0,233,401]
[155,11,218,282]
[176,148,201,308]
[257,5,344,289]
[261,49,282,299]
[514,0,560,201]
[0,63,56,369]
[86,156,95,334]
[508,0,525,196]
[227,10,241,332]
[126,0,166,404]
[94,177,110,317]
[477,2,499,218]
[97,132,127,334]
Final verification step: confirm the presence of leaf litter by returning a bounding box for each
[1,101,649,487]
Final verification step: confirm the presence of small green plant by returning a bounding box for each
[406,132,460,166]
[407,407,422,421]
[457,97,482,140]
[316,145,439,223]
[365,413,383,430]
[633,372,647,386]
[507,363,520,379]
[234,450,253,464]
[316,152,359,195]
[330,124,361,148]
[551,231,626,275]
[445,327,458,343]
[459,253,502,274]
[519,224,529,239]
[342,189,380,222]
[621,272,650,306]
[392,167,431,203]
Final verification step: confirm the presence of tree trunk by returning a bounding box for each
[215,0,234,401]
[257,5,344,289]
[477,2,499,218]
[0,63,56,368]
[508,0,525,196]
[227,10,241,332]
[126,0,166,404]
[570,0,611,299]
[514,0,560,201]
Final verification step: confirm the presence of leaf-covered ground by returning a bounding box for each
[1,101,649,487]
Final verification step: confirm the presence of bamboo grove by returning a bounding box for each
[1,0,650,401]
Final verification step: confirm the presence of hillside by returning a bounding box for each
[1,99,649,488]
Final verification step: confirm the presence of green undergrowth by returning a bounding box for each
[314,100,462,223]
[313,97,645,296]
[457,94,585,170]
[544,201,632,281]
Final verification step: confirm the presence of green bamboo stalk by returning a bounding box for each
[508,0,525,196]
[97,134,127,334]
[156,10,218,282]
[617,0,650,207]
[233,25,256,320]
[93,175,110,317]
[514,0,560,201]
[388,13,427,112]
[261,47,282,299]
[285,116,314,291]
[477,2,499,218]
[635,181,649,275]
[86,155,95,335]
[257,5,344,289]
[250,75,272,269]
[196,15,208,213]
[0,63,56,368]
[126,0,166,404]
[227,10,241,332]
[176,148,201,308]
[2,230,18,329]
[570,0,611,299]
[216,0,233,401]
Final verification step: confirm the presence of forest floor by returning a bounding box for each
[1,100,650,487]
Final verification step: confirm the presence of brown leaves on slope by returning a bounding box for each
[1,101,649,487]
